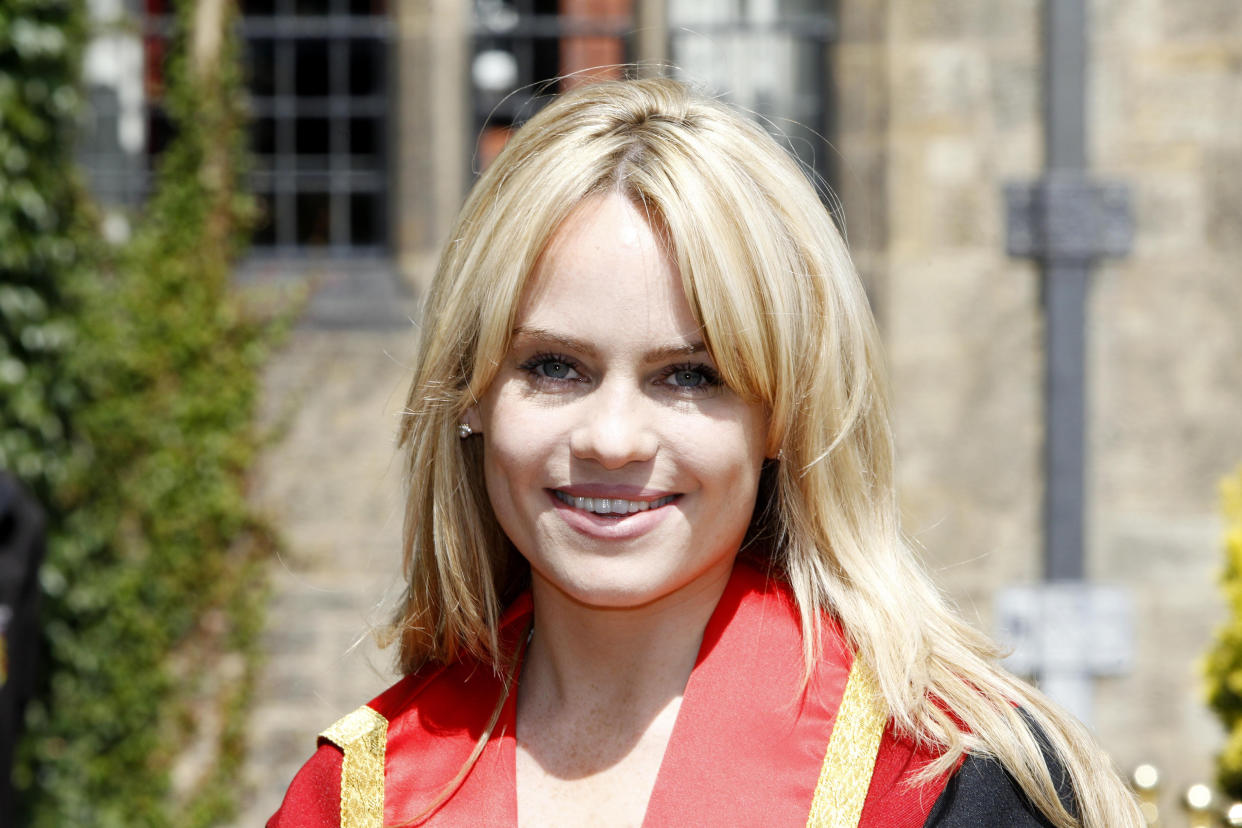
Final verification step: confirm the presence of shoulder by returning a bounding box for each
[266,742,343,828]
[265,664,461,828]
[268,595,533,825]
[924,754,1059,827]
[923,712,1076,828]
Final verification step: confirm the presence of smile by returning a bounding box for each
[551,490,678,516]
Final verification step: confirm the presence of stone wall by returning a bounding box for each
[1090,0,1242,800]
[837,0,1045,621]
[835,0,1242,808]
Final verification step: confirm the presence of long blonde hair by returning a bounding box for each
[391,77,1141,827]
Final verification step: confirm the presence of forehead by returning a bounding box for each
[515,194,701,344]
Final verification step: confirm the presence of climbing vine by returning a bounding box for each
[6,1,284,824]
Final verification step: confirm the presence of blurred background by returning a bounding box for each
[2,0,1240,825]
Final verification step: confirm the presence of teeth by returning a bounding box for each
[554,491,676,515]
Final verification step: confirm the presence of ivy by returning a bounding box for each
[0,0,90,510]
[5,0,285,824]
[1207,465,1242,799]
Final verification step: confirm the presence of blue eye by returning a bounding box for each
[519,353,582,384]
[660,363,722,393]
[670,369,706,387]
[538,360,574,379]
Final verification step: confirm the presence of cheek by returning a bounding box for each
[480,401,561,495]
[681,413,768,491]
[483,432,537,495]
[481,434,542,549]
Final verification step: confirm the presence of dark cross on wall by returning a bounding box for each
[996,0,1135,725]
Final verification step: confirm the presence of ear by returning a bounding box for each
[461,406,482,435]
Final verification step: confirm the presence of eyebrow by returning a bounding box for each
[511,325,708,364]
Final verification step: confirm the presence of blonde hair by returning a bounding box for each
[391,78,1141,827]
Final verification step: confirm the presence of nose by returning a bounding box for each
[569,380,658,469]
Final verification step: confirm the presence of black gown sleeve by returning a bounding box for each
[923,754,1058,827]
[923,713,1077,827]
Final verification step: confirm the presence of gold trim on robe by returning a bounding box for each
[317,567,904,827]
[321,705,388,828]
[806,659,888,828]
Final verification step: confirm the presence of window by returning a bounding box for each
[670,0,837,189]
[241,0,392,253]
[78,0,393,253]
[470,0,635,171]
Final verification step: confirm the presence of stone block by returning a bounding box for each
[1094,514,1223,584]
[888,0,1037,41]
[924,135,982,182]
[1129,61,1239,144]
[1092,257,1242,516]
[991,128,1041,178]
[1097,39,1242,154]
[835,138,889,255]
[255,665,324,704]
[890,44,990,132]
[1130,171,1207,256]
[987,50,1039,133]
[1091,43,1133,155]
[1205,148,1242,251]
[260,622,317,655]
[888,137,1005,249]
[1160,0,1242,40]
[1091,0,1162,47]
[836,0,886,43]
[833,43,889,135]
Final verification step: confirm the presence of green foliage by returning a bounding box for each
[1206,466,1242,799]
[0,0,91,510]
[5,1,285,824]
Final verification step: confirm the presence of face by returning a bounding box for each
[467,193,769,611]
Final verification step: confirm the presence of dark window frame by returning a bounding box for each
[85,0,394,257]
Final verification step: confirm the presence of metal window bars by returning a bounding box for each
[79,0,393,255]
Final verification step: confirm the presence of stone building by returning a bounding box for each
[831,0,1242,814]
[80,0,1242,817]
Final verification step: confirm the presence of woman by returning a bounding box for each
[270,78,1142,827]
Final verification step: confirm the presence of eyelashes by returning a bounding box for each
[518,352,723,396]
[519,353,584,384]
[656,363,722,391]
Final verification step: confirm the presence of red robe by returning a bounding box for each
[269,562,953,826]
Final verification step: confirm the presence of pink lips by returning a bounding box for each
[546,487,680,541]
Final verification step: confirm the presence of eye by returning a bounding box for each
[658,363,722,394]
[669,368,707,387]
[539,360,575,380]
[519,353,583,384]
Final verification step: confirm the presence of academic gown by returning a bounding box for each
[268,562,1058,827]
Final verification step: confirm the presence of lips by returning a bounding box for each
[546,487,679,540]
[551,490,678,516]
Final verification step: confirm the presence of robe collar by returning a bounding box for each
[366,560,942,826]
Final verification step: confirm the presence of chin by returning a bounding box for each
[541,568,666,609]
[529,552,735,612]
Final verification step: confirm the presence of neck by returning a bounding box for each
[519,562,734,718]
